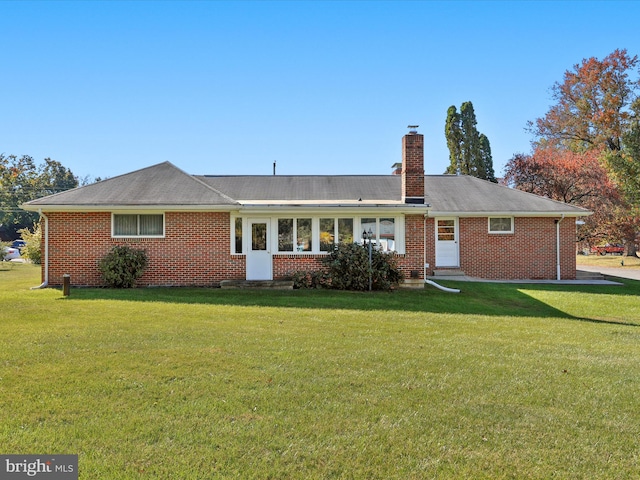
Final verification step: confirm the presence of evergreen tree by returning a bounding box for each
[443,101,497,182]
[459,101,480,176]
[479,133,496,182]
[444,106,462,175]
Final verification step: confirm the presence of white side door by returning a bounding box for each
[435,218,459,267]
[246,219,272,280]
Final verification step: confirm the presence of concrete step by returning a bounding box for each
[432,269,465,277]
[220,280,294,290]
[576,270,605,281]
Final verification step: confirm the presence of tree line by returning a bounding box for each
[0,155,79,240]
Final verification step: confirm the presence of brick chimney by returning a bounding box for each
[402,126,425,204]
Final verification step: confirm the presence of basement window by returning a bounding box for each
[488,217,513,234]
[113,213,164,237]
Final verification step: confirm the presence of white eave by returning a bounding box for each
[20,204,242,212]
[22,202,431,214]
[235,202,431,215]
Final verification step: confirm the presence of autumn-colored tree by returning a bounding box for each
[504,146,621,246]
[525,49,640,253]
[444,101,497,182]
[530,49,640,153]
[604,99,640,254]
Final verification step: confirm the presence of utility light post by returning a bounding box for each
[363,227,373,291]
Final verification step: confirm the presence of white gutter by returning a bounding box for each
[31,211,49,289]
[423,213,428,282]
[556,214,565,281]
[427,211,590,218]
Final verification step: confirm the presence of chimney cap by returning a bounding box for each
[407,125,419,134]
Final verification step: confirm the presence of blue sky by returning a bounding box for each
[2,1,640,181]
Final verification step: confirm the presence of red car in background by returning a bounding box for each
[592,243,625,255]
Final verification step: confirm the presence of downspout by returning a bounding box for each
[423,213,428,282]
[31,210,49,289]
[555,214,565,281]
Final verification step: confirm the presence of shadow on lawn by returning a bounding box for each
[63,277,640,326]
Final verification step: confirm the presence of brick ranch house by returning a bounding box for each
[23,129,589,287]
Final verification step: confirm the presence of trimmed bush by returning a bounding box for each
[98,246,148,288]
[295,243,404,291]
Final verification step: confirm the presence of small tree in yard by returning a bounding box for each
[98,246,148,288]
[293,243,404,291]
[18,222,42,264]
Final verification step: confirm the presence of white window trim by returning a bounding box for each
[111,212,165,238]
[488,216,514,234]
[230,215,405,254]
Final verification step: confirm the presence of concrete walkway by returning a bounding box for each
[427,273,623,285]
[576,265,640,282]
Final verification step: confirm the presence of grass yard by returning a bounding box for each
[577,252,640,268]
[1,263,639,479]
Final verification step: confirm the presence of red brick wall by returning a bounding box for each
[41,212,576,287]
[44,211,246,287]
[397,214,426,279]
[423,216,576,280]
[273,254,324,278]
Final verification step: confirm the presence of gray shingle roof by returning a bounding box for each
[197,175,401,202]
[424,175,589,215]
[24,162,238,207]
[23,161,590,216]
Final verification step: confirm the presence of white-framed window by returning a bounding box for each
[231,215,403,254]
[488,217,513,234]
[112,213,164,237]
[234,217,243,253]
[359,217,397,252]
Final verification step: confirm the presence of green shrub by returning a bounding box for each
[98,246,148,288]
[295,243,404,291]
[18,223,42,264]
[291,270,327,289]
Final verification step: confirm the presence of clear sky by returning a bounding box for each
[2,1,640,182]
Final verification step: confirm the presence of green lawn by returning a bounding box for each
[577,252,640,268]
[1,263,639,479]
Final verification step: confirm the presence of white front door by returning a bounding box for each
[435,218,459,267]
[246,219,272,280]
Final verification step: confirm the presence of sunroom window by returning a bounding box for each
[235,217,243,253]
[278,219,294,251]
[319,218,335,252]
[297,218,312,252]
[360,217,396,252]
[235,216,401,254]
